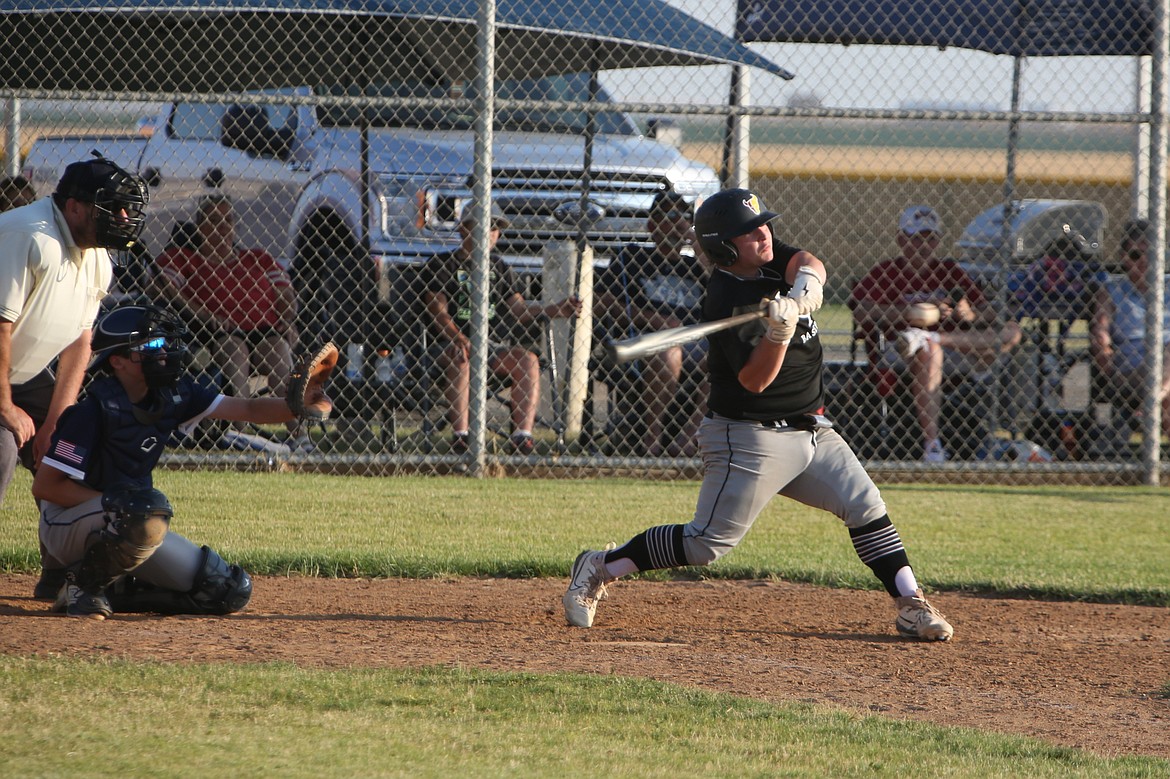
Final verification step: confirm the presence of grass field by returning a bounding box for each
[1,470,1168,776]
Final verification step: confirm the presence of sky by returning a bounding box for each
[599,0,1144,114]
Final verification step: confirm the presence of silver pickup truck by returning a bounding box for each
[23,76,719,356]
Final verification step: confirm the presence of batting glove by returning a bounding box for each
[788,265,825,316]
[764,296,800,345]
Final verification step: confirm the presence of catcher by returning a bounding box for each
[31,303,336,619]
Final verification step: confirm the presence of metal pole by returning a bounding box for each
[1142,0,1169,485]
[720,65,751,189]
[990,56,1024,441]
[1132,55,1153,219]
[4,98,18,176]
[469,0,497,477]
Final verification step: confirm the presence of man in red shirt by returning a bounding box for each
[850,205,1021,462]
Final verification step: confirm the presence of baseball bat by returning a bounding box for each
[606,309,766,363]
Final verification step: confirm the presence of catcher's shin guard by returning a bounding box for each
[108,546,252,615]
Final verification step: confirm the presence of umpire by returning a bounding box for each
[0,155,148,599]
[564,188,954,641]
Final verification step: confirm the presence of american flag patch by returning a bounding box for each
[53,440,86,465]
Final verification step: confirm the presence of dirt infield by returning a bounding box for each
[2,574,1167,760]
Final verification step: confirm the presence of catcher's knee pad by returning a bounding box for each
[188,546,253,614]
[102,487,173,564]
[75,490,174,590]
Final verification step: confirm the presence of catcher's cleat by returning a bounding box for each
[33,567,68,600]
[895,589,953,641]
[563,549,612,628]
[52,583,113,620]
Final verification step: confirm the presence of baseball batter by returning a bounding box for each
[563,188,953,641]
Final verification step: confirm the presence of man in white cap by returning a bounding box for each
[850,205,1020,462]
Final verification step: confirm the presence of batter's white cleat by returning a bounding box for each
[563,549,612,628]
[895,589,953,641]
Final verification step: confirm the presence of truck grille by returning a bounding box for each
[477,169,673,259]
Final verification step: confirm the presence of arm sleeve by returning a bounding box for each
[0,232,38,322]
[40,399,102,482]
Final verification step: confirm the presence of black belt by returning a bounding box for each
[706,411,818,431]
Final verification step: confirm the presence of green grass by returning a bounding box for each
[3,470,1168,605]
[4,471,1169,775]
[0,658,1163,779]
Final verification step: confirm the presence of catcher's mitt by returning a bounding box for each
[287,341,339,420]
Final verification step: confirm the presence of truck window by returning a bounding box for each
[171,102,296,160]
[221,104,296,161]
[170,102,229,141]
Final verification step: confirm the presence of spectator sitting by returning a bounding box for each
[0,174,36,212]
[419,200,581,455]
[1011,223,1104,323]
[1089,218,1170,440]
[152,194,307,449]
[594,190,707,456]
[850,205,1022,462]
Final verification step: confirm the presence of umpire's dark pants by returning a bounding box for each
[0,369,55,506]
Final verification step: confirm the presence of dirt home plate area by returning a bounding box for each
[2,574,1167,758]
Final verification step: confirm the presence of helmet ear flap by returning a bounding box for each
[712,240,739,267]
[697,236,738,267]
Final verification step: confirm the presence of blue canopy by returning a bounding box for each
[0,0,793,94]
[737,0,1152,57]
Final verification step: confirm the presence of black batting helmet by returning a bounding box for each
[55,152,149,253]
[90,304,191,389]
[693,189,779,267]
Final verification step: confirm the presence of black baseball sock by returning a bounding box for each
[849,515,910,597]
[604,524,688,572]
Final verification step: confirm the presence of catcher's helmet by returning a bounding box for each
[91,304,191,389]
[55,152,149,254]
[693,188,779,267]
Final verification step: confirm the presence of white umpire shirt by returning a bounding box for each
[0,197,112,384]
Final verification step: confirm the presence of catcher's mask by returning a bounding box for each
[91,304,192,389]
[693,188,779,267]
[55,152,150,261]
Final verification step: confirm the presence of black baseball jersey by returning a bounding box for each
[419,250,523,342]
[703,241,824,420]
[41,376,223,492]
[596,244,706,331]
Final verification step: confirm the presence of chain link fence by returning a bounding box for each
[3,0,1166,484]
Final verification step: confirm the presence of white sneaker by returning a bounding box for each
[563,549,612,628]
[895,327,938,361]
[923,439,948,463]
[895,589,953,641]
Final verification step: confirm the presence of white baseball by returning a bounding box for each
[905,302,941,328]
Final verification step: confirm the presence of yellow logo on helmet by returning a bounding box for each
[742,194,761,215]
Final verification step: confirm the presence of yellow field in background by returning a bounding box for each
[682,143,1133,185]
